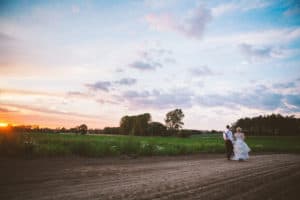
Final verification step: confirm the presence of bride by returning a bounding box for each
[232,127,251,161]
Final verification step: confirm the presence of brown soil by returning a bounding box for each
[1,154,300,200]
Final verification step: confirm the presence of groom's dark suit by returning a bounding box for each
[223,128,234,160]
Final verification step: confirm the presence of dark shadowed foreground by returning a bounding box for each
[1,154,300,200]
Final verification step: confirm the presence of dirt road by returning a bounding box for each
[1,154,300,200]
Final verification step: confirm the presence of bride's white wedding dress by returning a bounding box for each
[232,132,251,160]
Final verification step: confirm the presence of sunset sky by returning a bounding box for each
[0,0,300,130]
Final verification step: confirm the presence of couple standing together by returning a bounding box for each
[223,125,251,161]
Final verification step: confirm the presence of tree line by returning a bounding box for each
[232,114,300,136]
[102,109,214,137]
[3,112,299,137]
[3,124,89,135]
[2,109,192,137]
[103,109,192,137]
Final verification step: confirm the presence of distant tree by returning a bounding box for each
[135,113,151,135]
[147,122,167,136]
[69,127,77,133]
[120,116,133,135]
[77,124,88,135]
[165,109,184,131]
[232,114,300,136]
[120,113,151,135]
[88,128,103,134]
[103,127,120,135]
[60,127,66,133]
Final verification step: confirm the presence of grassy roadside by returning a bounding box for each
[1,132,300,157]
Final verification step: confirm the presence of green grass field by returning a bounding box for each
[1,133,300,157]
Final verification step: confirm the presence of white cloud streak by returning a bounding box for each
[212,0,272,17]
[205,28,300,46]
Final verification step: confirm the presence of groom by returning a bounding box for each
[223,125,234,160]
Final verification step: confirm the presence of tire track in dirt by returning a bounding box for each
[124,161,299,200]
[97,155,298,200]
[1,154,299,200]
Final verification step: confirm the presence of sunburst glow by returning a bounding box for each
[0,122,8,127]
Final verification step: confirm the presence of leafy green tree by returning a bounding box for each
[136,113,151,135]
[165,109,184,131]
[77,124,88,135]
[147,122,167,136]
[120,116,133,135]
[103,127,120,134]
[120,113,151,135]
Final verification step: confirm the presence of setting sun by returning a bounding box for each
[0,122,8,127]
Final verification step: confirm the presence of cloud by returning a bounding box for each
[189,66,215,76]
[115,68,124,73]
[67,91,91,98]
[137,46,175,66]
[129,60,161,70]
[211,3,239,17]
[182,5,212,38]
[0,88,62,97]
[96,98,118,105]
[284,7,300,16]
[0,32,16,42]
[145,5,212,39]
[196,84,300,112]
[115,78,137,85]
[144,0,178,9]
[139,48,173,59]
[284,1,300,17]
[1,102,100,119]
[197,94,238,108]
[0,107,17,113]
[85,81,112,92]
[0,32,21,70]
[238,43,287,63]
[123,90,151,99]
[205,28,300,47]
[85,78,137,92]
[197,91,283,110]
[121,84,300,112]
[145,13,177,32]
[273,82,296,89]
[71,5,80,14]
[285,95,300,110]
[240,0,271,11]
[212,0,272,17]
[122,89,194,109]
[164,57,176,63]
[128,45,174,72]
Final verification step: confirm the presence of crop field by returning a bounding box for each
[1,132,300,157]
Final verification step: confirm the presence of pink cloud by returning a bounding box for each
[145,13,178,31]
[145,5,212,39]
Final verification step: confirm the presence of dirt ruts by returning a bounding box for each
[1,154,299,200]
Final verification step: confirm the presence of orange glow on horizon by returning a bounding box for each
[0,122,8,127]
[1,112,110,129]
